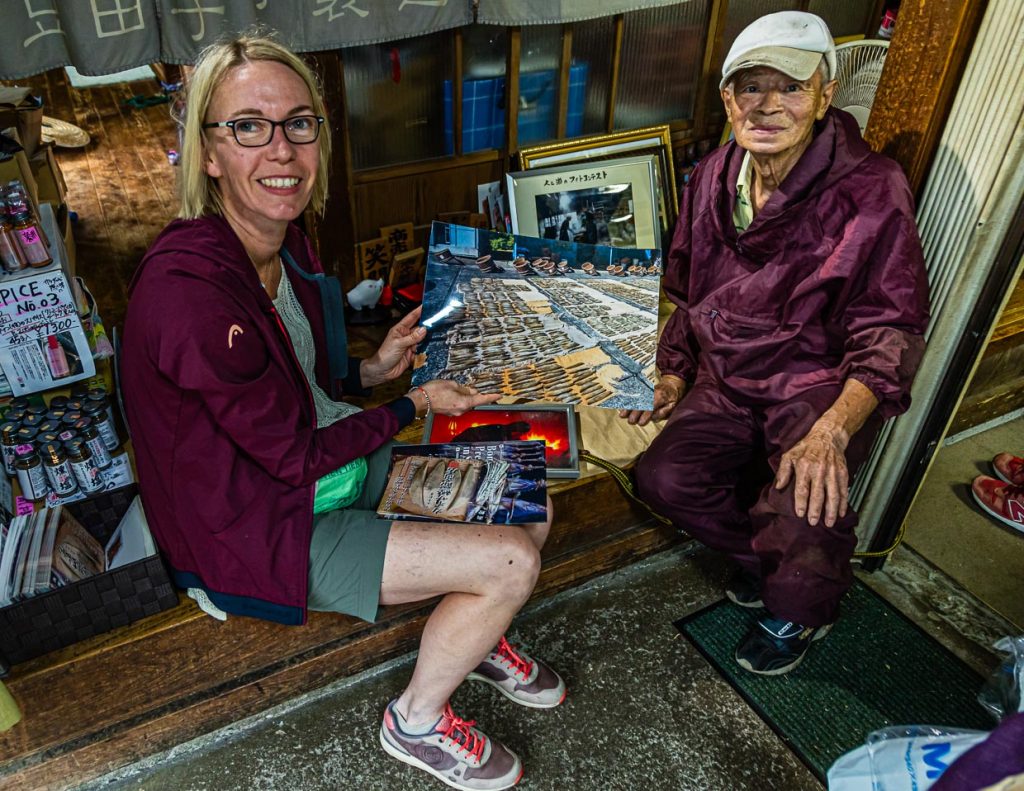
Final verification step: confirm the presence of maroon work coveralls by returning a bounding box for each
[637,109,930,627]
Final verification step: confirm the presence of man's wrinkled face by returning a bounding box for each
[721,65,836,158]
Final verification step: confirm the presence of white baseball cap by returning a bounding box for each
[720,11,836,90]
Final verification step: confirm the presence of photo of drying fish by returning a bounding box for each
[412,221,661,411]
[376,441,548,524]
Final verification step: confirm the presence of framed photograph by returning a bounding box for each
[506,155,661,250]
[516,125,679,233]
[423,404,580,479]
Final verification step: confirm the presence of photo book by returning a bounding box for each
[376,441,548,525]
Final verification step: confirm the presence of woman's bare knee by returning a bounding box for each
[522,496,554,551]
[380,522,540,605]
[490,531,541,602]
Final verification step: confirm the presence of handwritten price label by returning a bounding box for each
[0,271,72,344]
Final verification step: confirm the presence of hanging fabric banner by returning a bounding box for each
[0,0,473,81]
[1,1,161,81]
[477,0,691,26]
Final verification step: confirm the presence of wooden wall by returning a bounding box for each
[950,274,1024,433]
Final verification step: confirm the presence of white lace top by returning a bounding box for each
[273,264,361,428]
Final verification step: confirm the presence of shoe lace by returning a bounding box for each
[439,704,486,763]
[495,636,534,680]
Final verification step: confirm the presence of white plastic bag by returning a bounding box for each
[828,726,988,791]
[979,636,1024,721]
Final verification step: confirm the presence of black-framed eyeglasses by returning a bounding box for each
[202,115,325,147]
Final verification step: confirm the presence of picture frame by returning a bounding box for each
[516,125,679,233]
[422,403,580,479]
[506,155,661,251]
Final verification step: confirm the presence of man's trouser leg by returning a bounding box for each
[635,381,762,572]
[751,386,883,628]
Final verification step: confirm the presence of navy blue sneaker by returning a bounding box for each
[735,616,832,675]
[724,568,763,609]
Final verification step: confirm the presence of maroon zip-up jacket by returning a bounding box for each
[659,108,930,417]
[122,215,414,624]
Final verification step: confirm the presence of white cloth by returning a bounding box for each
[273,264,362,429]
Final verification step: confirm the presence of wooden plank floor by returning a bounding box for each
[7,68,180,331]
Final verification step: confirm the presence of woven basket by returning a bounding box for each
[40,116,90,148]
[0,485,179,668]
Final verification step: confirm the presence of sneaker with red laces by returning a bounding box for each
[466,637,566,709]
[971,475,1024,533]
[380,700,523,791]
[992,453,1024,486]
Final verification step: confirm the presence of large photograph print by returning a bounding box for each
[412,222,661,411]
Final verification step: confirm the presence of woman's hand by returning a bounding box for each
[618,374,687,426]
[408,380,501,418]
[361,306,426,387]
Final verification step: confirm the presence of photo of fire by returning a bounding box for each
[424,405,579,479]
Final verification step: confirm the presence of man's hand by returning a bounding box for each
[774,420,851,528]
[774,379,880,527]
[361,306,425,387]
[618,374,686,426]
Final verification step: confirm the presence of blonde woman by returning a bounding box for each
[123,36,563,791]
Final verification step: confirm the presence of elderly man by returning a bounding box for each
[622,12,930,674]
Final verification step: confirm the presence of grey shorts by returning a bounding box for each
[307,440,396,623]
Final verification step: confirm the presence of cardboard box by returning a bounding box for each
[0,484,178,667]
[0,87,42,160]
[29,144,67,207]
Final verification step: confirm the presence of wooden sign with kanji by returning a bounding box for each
[389,247,426,290]
[380,222,414,264]
[356,236,390,282]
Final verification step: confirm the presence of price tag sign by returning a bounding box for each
[0,267,94,394]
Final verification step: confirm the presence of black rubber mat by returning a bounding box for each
[676,580,994,781]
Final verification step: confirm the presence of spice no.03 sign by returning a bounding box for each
[0,267,94,394]
[0,273,77,344]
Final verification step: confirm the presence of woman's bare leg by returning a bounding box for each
[518,495,553,552]
[380,520,541,727]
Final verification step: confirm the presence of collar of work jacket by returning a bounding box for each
[711,108,873,264]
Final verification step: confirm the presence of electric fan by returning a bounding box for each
[833,39,890,133]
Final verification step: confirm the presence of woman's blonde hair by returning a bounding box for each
[176,35,331,219]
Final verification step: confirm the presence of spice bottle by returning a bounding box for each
[2,181,47,246]
[41,442,78,496]
[0,422,19,476]
[10,210,51,268]
[14,447,48,502]
[0,214,27,273]
[22,414,44,429]
[83,401,119,451]
[3,408,26,424]
[61,410,83,426]
[65,438,104,494]
[78,419,112,470]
